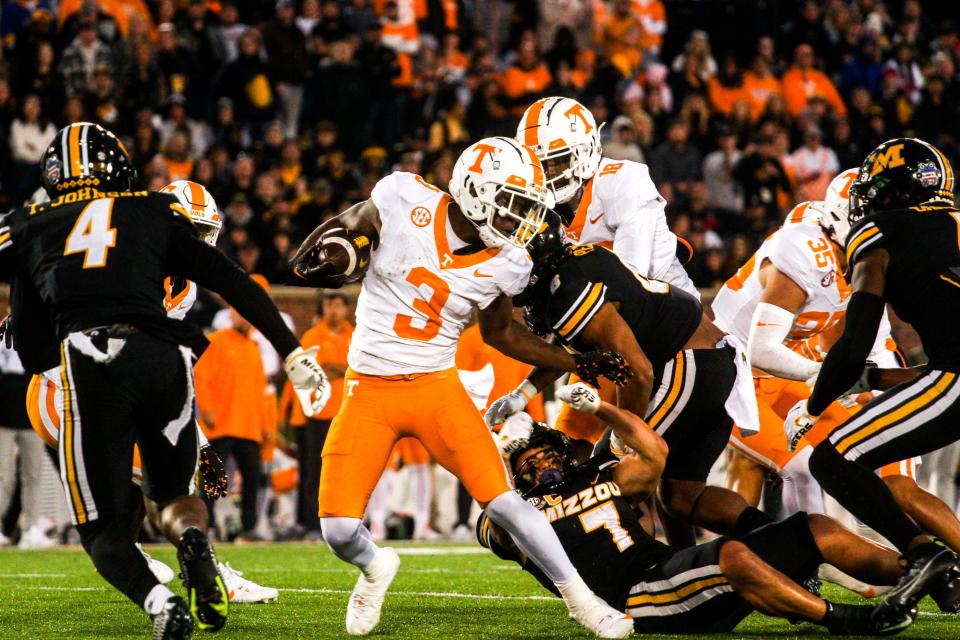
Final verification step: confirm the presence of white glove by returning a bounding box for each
[484,380,536,427]
[556,382,601,414]
[284,346,331,416]
[784,399,819,452]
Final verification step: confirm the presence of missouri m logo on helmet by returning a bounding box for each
[869,143,905,177]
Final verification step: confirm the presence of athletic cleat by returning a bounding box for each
[930,559,960,613]
[559,578,633,639]
[869,605,917,636]
[218,561,279,603]
[151,595,194,640]
[345,547,400,636]
[873,544,956,627]
[177,527,229,632]
[139,543,175,585]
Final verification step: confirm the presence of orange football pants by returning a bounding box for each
[555,374,617,443]
[318,368,511,518]
[729,377,912,478]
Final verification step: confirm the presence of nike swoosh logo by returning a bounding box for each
[474,269,492,278]
[589,213,605,224]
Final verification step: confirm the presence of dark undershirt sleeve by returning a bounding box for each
[169,226,299,358]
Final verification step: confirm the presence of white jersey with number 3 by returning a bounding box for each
[349,172,533,376]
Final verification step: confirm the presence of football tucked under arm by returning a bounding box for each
[289,227,373,288]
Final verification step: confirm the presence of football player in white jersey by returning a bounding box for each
[25,180,279,604]
[289,137,634,638]
[712,170,960,558]
[514,96,698,442]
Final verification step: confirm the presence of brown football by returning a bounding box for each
[316,227,372,282]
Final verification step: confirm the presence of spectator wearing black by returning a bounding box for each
[261,0,309,138]
[650,118,702,198]
[217,29,277,139]
[58,18,113,98]
[355,23,401,147]
[733,134,791,225]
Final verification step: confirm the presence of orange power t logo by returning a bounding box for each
[565,104,594,134]
[468,143,498,173]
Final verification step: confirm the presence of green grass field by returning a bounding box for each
[0,542,957,639]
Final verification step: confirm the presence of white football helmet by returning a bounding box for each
[160,180,222,245]
[821,168,859,246]
[449,136,551,249]
[516,97,603,204]
[782,200,826,227]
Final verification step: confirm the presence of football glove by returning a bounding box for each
[556,382,601,414]
[484,381,537,427]
[0,315,10,349]
[198,444,229,500]
[284,346,331,415]
[784,399,819,452]
[574,351,633,387]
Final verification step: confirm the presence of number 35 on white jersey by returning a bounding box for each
[348,172,533,375]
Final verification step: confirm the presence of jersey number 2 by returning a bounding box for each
[64,199,116,269]
[394,267,450,341]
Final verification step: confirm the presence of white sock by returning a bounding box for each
[485,491,577,585]
[143,584,175,615]
[410,465,432,534]
[320,516,380,569]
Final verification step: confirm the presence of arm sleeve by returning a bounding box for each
[169,227,300,358]
[808,292,886,415]
[747,302,822,380]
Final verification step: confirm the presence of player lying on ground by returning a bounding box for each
[487,217,768,547]
[713,170,960,593]
[784,138,960,618]
[516,96,699,443]
[289,136,636,638]
[13,179,279,605]
[0,123,328,640]
[480,383,918,636]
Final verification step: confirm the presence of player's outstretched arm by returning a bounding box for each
[288,198,382,287]
[557,383,667,499]
[479,294,578,371]
[807,249,889,416]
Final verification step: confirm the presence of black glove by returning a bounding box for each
[198,444,229,500]
[288,248,344,288]
[573,351,633,387]
[0,315,10,349]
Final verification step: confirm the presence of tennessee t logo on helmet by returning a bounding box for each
[468,143,499,173]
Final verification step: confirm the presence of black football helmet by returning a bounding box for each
[513,211,566,332]
[849,137,955,226]
[510,423,578,497]
[40,122,137,197]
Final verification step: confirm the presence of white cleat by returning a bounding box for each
[345,547,401,636]
[18,525,56,550]
[219,561,279,603]
[560,577,633,638]
[137,543,175,585]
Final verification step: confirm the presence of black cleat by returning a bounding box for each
[152,596,194,640]
[869,605,917,636]
[873,543,956,627]
[802,575,823,598]
[930,558,960,613]
[177,527,229,632]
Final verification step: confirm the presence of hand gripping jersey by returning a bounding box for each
[530,244,701,371]
[163,277,197,320]
[560,158,698,297]
[846,205,960,372]
[348,172,533,375]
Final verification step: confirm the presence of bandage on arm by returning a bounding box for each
[747,302,822,381]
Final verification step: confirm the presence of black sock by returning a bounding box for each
[810,443,922,552]
[734,506,774,536]
[456,482,472,527]
[821,601,873,635]
[79,515,159,611]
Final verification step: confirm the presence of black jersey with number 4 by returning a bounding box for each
[845,205,960,371]
[534,245,702,369]
[0,188,298,357]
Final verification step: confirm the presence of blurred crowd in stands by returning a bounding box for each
[0,0,957,290]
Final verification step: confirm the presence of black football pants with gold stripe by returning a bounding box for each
[810,369,960,552]
[60,329,198,609]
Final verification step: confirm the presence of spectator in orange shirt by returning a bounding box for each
[195,306,274,538]
[742,55,782,121]
[781,43,847,118]
[500,32,552,117]
[294,293,353,535]
[600,0,645,77]
[707,52,747,116]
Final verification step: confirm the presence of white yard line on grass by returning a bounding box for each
[394,547,487,555]
[0,573,68,578]
[283,587,560,602]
